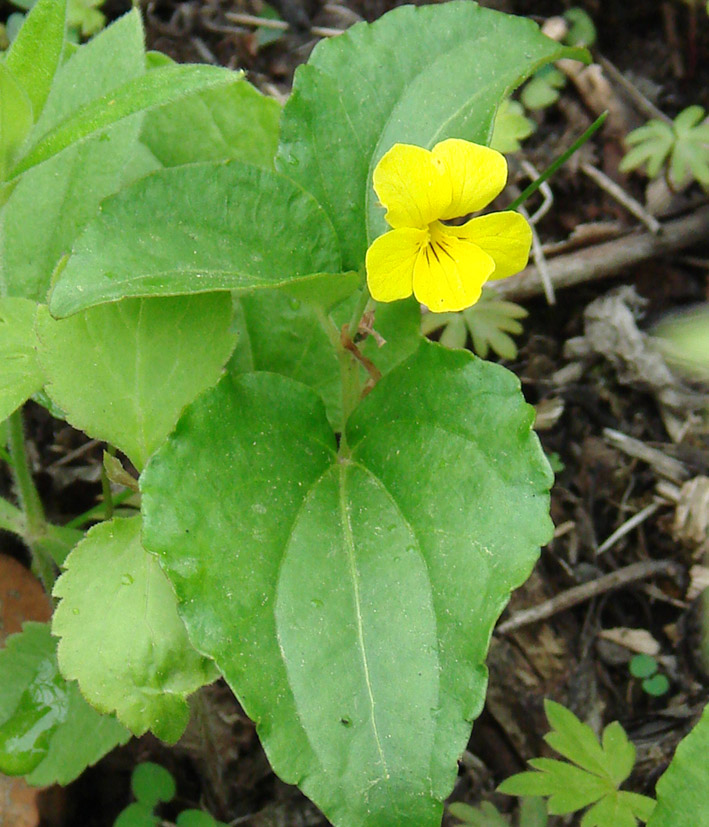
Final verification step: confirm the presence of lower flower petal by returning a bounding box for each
[448,211,532,280]
[412,234,494,312]
[365,227,427,302]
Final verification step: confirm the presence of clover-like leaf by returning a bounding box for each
[53,516,218,743]
[141,341,553,826]
[499,701,655,825]
[0,622,129,785]
[132,762,176,808]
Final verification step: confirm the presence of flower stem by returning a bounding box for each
[7,408,55,591]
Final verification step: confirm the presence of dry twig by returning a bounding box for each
[496,559,683,635]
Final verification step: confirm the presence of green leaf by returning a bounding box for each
[601,721,636,786]
[52,516,218,744]
[0,622,129,785]
[37,293,235,470]
[141,341,553,826]
[176,811,226,827]
[581,794,639,827]
[276,1,587,270]
[629,654,658,679]
[563,8,597,47]
[642,674,670,697]
[527,759,610,814]
[4,0,66,119]
[140,74,281,169]
[543,700,609,777]
[232,292,421,429]
[0,8,146,301]
[48,162,342,316]
[448,801,509,826]
[520,66,566,111]
[500,703,646,824]
[11,61,243,178]
[0,63,34,178]
[67,0,105,37]
[648,705,709,826]
[0,297,44,420]
[35,523,84,567]
[463,294,528,360]
[490,99,536,154]
[132,762,176,807]
[620,120,675,179]
[114,802,159,827]
[519,797,549,827]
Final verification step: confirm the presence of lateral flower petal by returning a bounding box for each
[412,229,494,312]
[373,144,452,229]
[432,139,508,220]
[366,227,428,302]
[448,211,532,280]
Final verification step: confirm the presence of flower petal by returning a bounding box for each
[432,139,508,220]
[373,144,451,229]
[366,227,428,302]
[413,230,494,312]
[449,211,532,279]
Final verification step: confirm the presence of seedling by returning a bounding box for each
[629,655,670,698]
[114,762,225,827]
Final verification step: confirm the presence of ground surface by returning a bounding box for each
[2,0,709,825]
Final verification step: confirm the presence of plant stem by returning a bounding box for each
[7,408,55,590]
[65,488,135,530]
[0,495,26,536]
[347,285,373,340]
[315,289,374,456]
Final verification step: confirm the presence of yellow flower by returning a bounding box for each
[365,139,532,312]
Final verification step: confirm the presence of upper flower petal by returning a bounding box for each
[448,211,532,279]
[432,139,508,220]
[373,144,452,229]
[412,228,495,312]
[366,226,428,302]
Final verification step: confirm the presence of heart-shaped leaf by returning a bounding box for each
[141,341,552,826]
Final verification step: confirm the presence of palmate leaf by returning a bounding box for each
[620,106,709,189]
[499,701,655,824]
[422,290,528,360]
[141,341,553,826]
[277,1,587,270]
